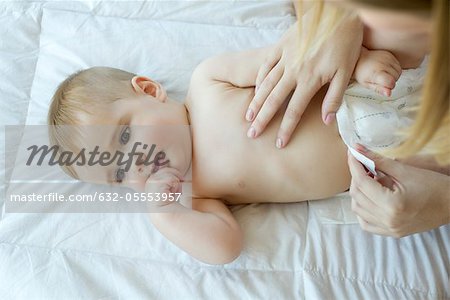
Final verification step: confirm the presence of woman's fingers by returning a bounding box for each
[322,71,349,124]
[350,179,391,226]
[247,64,284,122]
[275,80,319,147]
[255,46,281,91]
[248,14,362,147]
[347,151,393,202]
[356,216,391,236]
[348,145,450,238]
[248,74,295,138]
[351,179,394,237]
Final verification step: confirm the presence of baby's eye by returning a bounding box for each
[115,168,125,183]
[120,126,131,145]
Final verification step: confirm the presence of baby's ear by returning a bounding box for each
[131,76,167,101]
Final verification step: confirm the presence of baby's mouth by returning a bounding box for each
[150,159,170,175]
[151,164,160,174]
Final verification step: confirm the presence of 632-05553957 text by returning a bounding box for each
[9,192,182,203]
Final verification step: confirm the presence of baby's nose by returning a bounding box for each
[135,152,146,166]
[134,152,148,174]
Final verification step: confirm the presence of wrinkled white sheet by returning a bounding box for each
[0,1,448,299]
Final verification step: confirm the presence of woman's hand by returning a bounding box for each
[348,146,450,238]
[246,12,363,148]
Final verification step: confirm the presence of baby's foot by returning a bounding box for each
[353,47,402,97]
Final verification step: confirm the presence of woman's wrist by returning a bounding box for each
[433,173,450,226]
[339,10,363,35]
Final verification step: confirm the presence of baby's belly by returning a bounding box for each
[220,132,350,204]
[193,87,350,204]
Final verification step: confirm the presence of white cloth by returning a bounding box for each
[314,60,428,226]
[1,4,448,298]
[337,59,427,152]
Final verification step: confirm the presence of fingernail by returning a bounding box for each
[245,108,254,121]
[255,86,258,93]
[356,144,368,153]
[247,126,256,138]
[325,113,336,124]
[276,137,283,149]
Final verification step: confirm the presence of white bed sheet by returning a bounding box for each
[1,1,449,299]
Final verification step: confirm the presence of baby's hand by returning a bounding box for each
[353,47,402,97]
[145,167,183,209]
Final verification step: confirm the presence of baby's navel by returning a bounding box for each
[237,181,246,189]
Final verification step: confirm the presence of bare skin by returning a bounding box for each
[149,43,446,262]
[75,41,437,264]
[148,48,350,265]
[71,42,445,264]
[71,47,350,265]
[187,48,350,204]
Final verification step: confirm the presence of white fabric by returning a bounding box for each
[337,60,427,152]
[26,7,292,125]
[0,2,449,299]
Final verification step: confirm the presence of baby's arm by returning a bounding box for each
[196,40,402,98]
[193,47,269,88]
[353,46,402,97]
[145,168,242,265]
[150,198,243,265]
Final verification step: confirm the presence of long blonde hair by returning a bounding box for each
[296,0,449,164]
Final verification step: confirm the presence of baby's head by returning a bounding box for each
[48,67,191,190]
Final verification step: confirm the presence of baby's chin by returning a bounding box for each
[169,140,193,175]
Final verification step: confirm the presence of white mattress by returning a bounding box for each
[0,1,449,299]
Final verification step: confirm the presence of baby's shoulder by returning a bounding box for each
[189,57,221,87]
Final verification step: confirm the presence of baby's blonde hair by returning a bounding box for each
[296,0,449,164]
[47,67,137,178]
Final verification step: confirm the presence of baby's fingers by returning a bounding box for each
[389,60,402,80]
[373,70,397,88]
[145,177,181,195]
[147,168,182,187]
[367,71,398,96]
[156,167,183,181]
[383,63,402,83]
[365,82,392,97]
[379,50,402,80]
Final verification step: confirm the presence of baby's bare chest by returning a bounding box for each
[187,87,303,202]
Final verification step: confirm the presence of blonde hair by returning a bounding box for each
[295,2,353,65]
[47,66,137,178]
[296,0,449,164]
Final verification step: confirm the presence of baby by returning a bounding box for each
[47,29,428,265]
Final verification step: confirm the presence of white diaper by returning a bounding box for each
[336,58,428,153]
[316,59,428,226]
